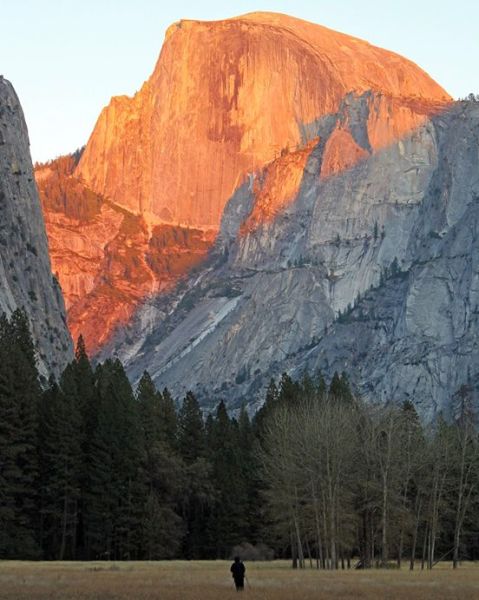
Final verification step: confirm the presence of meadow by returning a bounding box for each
[1,560,479,600]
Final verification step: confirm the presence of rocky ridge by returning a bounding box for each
[36,155,214,351]
[76,12,449,230]
[0,77,72,376]
[36,12,451,357]
[108,96,479,419]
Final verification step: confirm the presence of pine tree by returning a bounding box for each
[142,490,184,559]
[237,405,263,545]
[278,373,300,405]
[137,372,184,558]
[38,378,82,559]
[0,310,41,558]
[59,335,97,559]
[254,379,279,436]
[160,387,178,448]
[177,391,214,558]
[300,371,316,404]
[206,401,250,557]
[329,371,354,402]
[86,359,143,559]
[137,371,161,446]
[315,370,327,399]
[177,391,206,463]
[329,371,342,399]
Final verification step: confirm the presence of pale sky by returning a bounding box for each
[1,0,478,162]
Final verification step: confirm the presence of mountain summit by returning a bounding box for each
[76,12,450,230]
[34,13,476,420]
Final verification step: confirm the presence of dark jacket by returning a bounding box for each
[230,560,245,581]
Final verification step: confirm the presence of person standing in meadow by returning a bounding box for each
[230,556,246,591]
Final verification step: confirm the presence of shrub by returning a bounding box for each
[230,542,275,561]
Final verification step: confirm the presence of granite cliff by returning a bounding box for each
[36,154,213,351]
[114,96,479,420]
[34,13,478,417]
[0,77,72,376]
[77,12,449,229]
[36,11,450,354]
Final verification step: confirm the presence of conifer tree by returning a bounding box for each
[59,335,97,559]
[177,391,206,463]
[278,373,300,405]
[237,405,262,545]
[315,371,327,399]
[0,310,41,558]
[86,359,143,559]
[160,387,178,448]
[254,379,279,436]
[137,371,162,446]
[137,372,184,558]
[329,371,342,399]
[206,401,250,556]
[38,378,82,559]
[177,391,214,558]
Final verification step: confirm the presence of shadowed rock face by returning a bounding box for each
[37,12,452,357]
[109,97,479,420]
[76,12,450,230]
[0,77,72,376]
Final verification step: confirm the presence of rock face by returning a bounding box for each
[36,12,476,418]
[76,12,449,229]
[36,156,213,352]
[0,77,72,376]
[109,97,479,420]
[37,11,451,357]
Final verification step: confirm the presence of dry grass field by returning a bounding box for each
[1,560,479,600]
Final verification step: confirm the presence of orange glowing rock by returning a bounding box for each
[76,12,450,231]
[241,139,319,233]
[36,158,213,352]
[36,12,452,353]
[320,127,369,179]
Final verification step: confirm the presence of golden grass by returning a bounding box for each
[1,560,479,600]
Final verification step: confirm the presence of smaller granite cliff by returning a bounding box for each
[0,77,72,376]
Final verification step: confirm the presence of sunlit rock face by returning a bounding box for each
[37,12,469,418]
[0,77,72,376]
[36,157,213,352]
[76,12,450,230]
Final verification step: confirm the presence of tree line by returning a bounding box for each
[1,309,479,567]
[257,373,479,569]
[0,310,259,560]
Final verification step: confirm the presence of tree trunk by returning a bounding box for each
[381,473,388,565]
[312,482,324,569]
[293,513,305,568]
[71,498,78,560]
[291,529,298,569]
[322,493,330,569]
[305,538,313,569]
[453,435,467,569]
[409,497,422,571]
[59,491,68,560]
[328,482,337,569]
[453,524,461,569]
[421,525,428,570]
[330,507,337,570]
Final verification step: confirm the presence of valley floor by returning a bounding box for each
[1,560,479,599]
